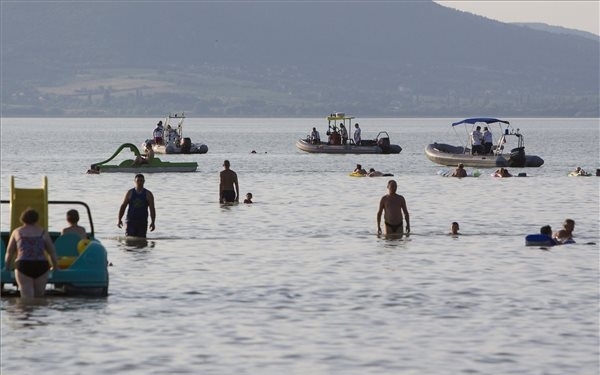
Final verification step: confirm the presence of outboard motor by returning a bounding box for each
[508,147,526,167]
[378,137,391,153]
[181,137,192,154]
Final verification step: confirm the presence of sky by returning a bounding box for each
[435,1,599,36]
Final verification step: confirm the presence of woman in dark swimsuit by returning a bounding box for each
[5,208,59,298]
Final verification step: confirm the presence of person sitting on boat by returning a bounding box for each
[61,209,87,239]
[134,143,155,165]
[470,126,483,155]
[354,164,367,175]
[482,126,493,154]
[340,124,348,145]
[353,123,361,145]
[328,127,341,145]
[153,121,164,145]
[451,163,467,178]
[494,167,512,177]
[310,127,320,144]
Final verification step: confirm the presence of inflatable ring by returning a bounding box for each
[77,239,91,254]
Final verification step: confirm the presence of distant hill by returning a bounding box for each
[1,1,598,117]
[513,23,599,41]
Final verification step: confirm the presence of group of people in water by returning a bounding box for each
[539,219,577,245]
[310,123,362,146]
[353,164,392,177]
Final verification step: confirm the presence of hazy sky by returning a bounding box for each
[436,1,599,36]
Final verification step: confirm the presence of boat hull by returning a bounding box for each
[296,139,402,154]
[150,142,208,154]
[95,161,198,173]
[425,143,544,168]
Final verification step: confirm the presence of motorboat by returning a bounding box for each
[88,143,198,173]
[144,113,208,154]
[296,112,402,154]
[1,176,109,296]
[425,118,544,168]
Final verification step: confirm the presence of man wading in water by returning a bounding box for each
[376,179,410,236]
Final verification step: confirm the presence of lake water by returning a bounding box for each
[1,117,599,375]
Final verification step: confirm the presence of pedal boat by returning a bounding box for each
[88,143,198,173]
[1,176,109,296]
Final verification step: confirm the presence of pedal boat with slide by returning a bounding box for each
[296,113,402,154]
[425,117,544,168]
[1,176,109,296]
[88,143,198,173]
[144,113,208,154]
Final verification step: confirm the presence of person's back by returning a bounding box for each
[220,160,239,203]
[61,209,87,239]
[452,164,467,177]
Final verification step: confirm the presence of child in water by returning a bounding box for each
[244,192,253,204]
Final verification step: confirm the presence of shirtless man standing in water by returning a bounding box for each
[377,180,410,235]
[219,160,239,203]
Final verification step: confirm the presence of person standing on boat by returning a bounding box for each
[5,208,60,298]
[220,160,239,204]
[482,126,493,154]
[310,127,320,144]
[470,126,483,155]
[377,180,410,236]
[118,174,156,238]
[353,123,362,145]
[340,124,348,145]
[153,121,164,145]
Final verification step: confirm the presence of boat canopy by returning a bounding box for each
[452,118,510,127]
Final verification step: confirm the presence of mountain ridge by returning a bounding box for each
[1,1,598,117]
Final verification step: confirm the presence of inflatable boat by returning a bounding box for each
[425,118,544,168]
[296,113,402,154]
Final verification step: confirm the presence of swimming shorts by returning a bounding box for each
[15,260,50,279]
[385,221,404,233]
[222,190,236,203]
[126,220,148,238]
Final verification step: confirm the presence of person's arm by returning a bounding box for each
[5,232,17,270]
[43,231,59,270]
[219,172,224,202]
[234,174,240,202]
[402,198,410,233]
[147,190,156,232]
[376,197,385,234]
[118,190,131,228]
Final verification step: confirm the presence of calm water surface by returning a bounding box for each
[1,118,599,375]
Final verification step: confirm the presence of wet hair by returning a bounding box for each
[224,160,230,167]
[246,192,253,198]
[20,208,39,225]
[135,174,145,181]
[66,209,80,224]
[540,225,552,236]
